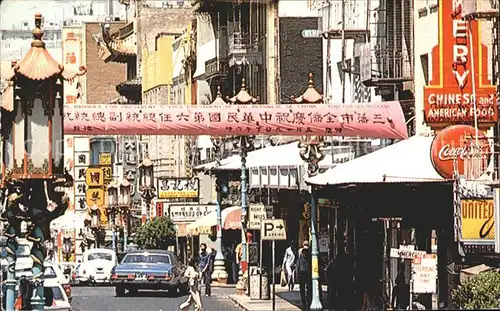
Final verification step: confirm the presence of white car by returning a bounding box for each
[43,279,72,311]
[76,248,116,284]
[0,238,34,278]
[44,262,72,301]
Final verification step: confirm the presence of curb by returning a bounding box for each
[228,295,248,311]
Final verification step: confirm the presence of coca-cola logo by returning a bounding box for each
[430,125,491,179]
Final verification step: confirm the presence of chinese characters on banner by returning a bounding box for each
[423,1,498,127]
[158,178,200,199]
[73,137,90,214]
[62,28,83,105]
[63,102,409,139]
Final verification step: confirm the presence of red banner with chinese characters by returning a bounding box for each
[63,102,409,139]
[423,1,498,128]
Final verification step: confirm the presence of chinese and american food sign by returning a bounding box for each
[423,1,497,128]
[63,102,409,140]
[62,28,83,106]
[157,178,200,199]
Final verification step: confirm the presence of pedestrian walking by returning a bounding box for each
[199,243,212,297]
[282,240,297,291]
[297,246,311,309]
[180,257,203,311]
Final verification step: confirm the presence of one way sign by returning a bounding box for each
[261,219,287,241]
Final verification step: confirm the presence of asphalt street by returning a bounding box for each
[71,286,242,311]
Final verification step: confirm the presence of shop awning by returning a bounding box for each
[197,142,334,171]
[306,135,445,186]
[187,205,241,235]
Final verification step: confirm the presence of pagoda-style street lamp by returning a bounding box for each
[1,13,85,310]
[210,86,229,283]
[227,79,258,291]
[107,181,119,252]
[293,73,325,311]
[138,153,155,223]
[119,179,131,252]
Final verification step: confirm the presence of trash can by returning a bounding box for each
[249,267,270,300]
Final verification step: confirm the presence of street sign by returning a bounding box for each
[99,153,112,165]
[261,219,287,240]
[85,168,104,187]
[301,29,321,38]
[249,203,267,230]
[390,245,426,259]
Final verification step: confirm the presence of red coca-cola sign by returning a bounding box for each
[430,125,491,179]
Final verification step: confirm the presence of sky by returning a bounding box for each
[0,0,73,29]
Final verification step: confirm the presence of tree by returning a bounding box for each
[135,216,176,250]
[452,271,500,309]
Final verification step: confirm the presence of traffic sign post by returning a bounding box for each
[261,219,286,311]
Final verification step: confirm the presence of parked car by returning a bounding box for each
[0,239,33,278]
[0,279,71,311]
[111,249,188,297]
[44,262,72,301]
[76,248,116,285]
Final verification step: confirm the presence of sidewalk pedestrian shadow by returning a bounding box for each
[122,290,188,298]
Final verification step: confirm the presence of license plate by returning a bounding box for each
[96,271,104,274]
[135,273,146,280]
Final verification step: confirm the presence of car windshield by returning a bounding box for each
[87,253,113,261]
[44,266,57,279]
[122,254,171,264]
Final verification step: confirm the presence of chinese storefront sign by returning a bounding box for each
[64,137,75,211]
[63,102,409,139]
[73,137,90,211]
[86,188,105,207]
[158,178,200,199]
[62,28,83,106]
[85,167,105,208]
[156,201,164,217]
[430,125,491,179]
[412,254,437,294]
[99,153,112,165]
[461,199,495,241]
[85,168,104,187]
[122,136,138,196]
[168,204,217,223]
[423,1,497,128]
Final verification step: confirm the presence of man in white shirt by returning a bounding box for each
[282,240,297,291]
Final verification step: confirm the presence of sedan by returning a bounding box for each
[111,249,188,297]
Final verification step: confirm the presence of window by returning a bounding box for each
[122,254,171,264]
[420,53,429,84]
[90,138,116,165]
[88,252,113,261]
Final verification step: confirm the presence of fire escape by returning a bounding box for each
[322,0,414,131]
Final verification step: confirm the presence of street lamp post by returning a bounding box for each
[293,73,325,311]
[1,13,83,310]
[107,181,119,253]
[227,79,258,292]
[209,87,230,283]
[119,180,131,253]
[138,154,155,224]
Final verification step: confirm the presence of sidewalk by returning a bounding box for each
[229,286,328,311]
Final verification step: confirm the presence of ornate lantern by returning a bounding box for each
[119,179,131,206]
[138,154,154,191]
[107,181,119,206]
[1,13,86,181]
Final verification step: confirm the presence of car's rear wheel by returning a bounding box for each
[115,285,126,297]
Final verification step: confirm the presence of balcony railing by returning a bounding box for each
[228,32,261,55]
[369,49,413,85]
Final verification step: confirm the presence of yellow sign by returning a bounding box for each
[461,199,495,240]
[102,166,112,181]
[99,153,112,165]
[311,257,319,277]
[85,168,104,187]
[85,188,105,207]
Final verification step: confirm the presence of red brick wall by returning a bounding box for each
[84,22,127,105]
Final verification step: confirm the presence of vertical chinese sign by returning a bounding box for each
[85,167,106,224]
[64,137,75,211]
[62,27,83,106]
[74,137,90,216]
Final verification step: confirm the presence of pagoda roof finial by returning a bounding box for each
[291,73,324,104]
[227,78,259,104]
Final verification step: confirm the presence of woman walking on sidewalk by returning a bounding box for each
[180,258,203,311]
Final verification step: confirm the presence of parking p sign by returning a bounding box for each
[261,219,287,240]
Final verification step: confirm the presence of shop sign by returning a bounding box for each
[248,204,268,230]
[168,204,217,223]
[158,178,199,199]
[430,125,491,179]
[85,187,105,207]
[99,153,112,165]
[390,245,426,259]
[461,199,495,241]
[62,28,83,105]
[423,1,497,128]
[412,254,437,294]
[85,168,104,187]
